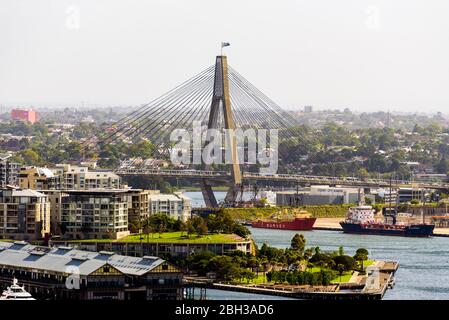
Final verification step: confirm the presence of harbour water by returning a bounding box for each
[185,191,449,300]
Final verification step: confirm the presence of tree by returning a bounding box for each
[196,222,208,237]
[20,149,40,165]
[186,220,195,238]
[333,255,357,271]
[353,248,369,270]
[232,224,251,238]
[336,264,346,283]
[178,221,187,237]
[290,234,306,254]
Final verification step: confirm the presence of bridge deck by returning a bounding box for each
[115,169,449,190]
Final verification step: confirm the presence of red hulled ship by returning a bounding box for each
[252,211,316,230]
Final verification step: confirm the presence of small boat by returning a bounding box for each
[0,278,35,300]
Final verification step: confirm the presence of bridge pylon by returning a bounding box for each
[201,56,242,208]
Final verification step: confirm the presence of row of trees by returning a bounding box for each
[267,270,336,286]
[130,210,251,239]
[173,233,370,285]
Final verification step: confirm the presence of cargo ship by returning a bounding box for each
[340,205,434,237]
[252,211,316,230]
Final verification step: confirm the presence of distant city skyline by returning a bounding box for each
[1,0,448,113]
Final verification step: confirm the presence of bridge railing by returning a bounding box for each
[114,168,448,189]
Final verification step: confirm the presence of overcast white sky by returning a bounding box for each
[1,0,448,113]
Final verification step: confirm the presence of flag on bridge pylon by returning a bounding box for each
[221,42,230,48]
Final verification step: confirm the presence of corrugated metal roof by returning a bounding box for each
[0,241,165,277]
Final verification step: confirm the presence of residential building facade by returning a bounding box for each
[60,190,130,240]
[0,158,19,187]
[51,164,122,190]
[18,167,61,190]
[0,189,51,241]
[148,191,191,222]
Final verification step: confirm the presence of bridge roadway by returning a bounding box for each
[115,168,449,190]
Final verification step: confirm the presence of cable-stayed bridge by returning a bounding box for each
[115,168,449,191]
[84,55,449,207]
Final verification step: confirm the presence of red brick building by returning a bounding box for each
[10,109,39,123]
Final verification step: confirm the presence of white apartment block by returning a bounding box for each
[148,191,191,222]
[51,164,122,190]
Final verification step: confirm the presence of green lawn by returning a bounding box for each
[69,232,245,244]
[363,259,375,267]
[331,272,353,284]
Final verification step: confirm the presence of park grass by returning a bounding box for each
[363,259,375,268]
[331,272,353,284]
[69,231,245,244]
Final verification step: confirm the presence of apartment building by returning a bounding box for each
[0,188,51,241]
[60,190,130,240]
[127,189,150,225]
[18,167,61,190]
[17,164,122,191]
[40,190,69,235]
[0,158,19,187]
[148,191,191,222]
[52,164,122,190]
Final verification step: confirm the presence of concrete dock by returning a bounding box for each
[185,260,398,300]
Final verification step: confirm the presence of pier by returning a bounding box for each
[184,260,398,300]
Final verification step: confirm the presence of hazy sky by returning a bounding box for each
[1,0,448,112]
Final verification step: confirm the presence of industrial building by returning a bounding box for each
[276,185,363,206]
[0,241,183,300]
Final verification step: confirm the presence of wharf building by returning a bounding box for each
[0,189,50,241]
[0,241,183,300]
[51,237,253,258]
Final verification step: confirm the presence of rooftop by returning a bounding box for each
[0,241,165,276]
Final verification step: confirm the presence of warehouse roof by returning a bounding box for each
[0,241,165,276]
